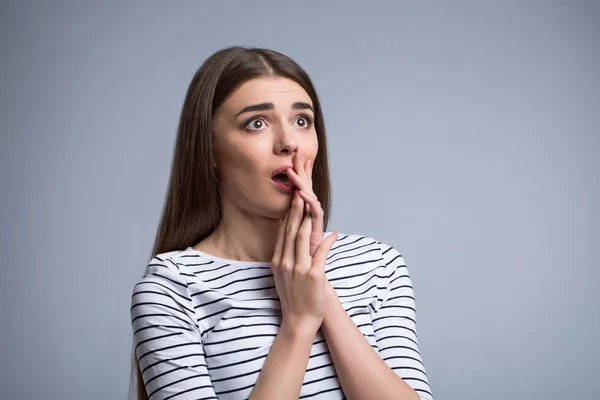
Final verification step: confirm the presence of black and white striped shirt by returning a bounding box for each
[130,232,433,399]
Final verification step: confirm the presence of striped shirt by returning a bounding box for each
[130,232,433,399]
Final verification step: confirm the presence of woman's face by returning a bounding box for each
[212,76,319,219]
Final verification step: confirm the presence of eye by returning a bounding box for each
[293,113,314,129]
[245,117,267,131]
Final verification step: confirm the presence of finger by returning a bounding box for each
[295,211,312,270]
[311,232,339,274]
[281,191,304,272]
[271,210,290,267]
[298,188,319,204]
[293,151,310,184]
[298,190,324,256]
[305,159,314,187]
[286,168,311,194]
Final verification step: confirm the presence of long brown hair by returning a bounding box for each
[129,46,332,400]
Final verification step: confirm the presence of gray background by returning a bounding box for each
[1,1,598,399]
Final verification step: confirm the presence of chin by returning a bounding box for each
[264,200,292,220]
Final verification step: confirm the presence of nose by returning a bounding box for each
[274,123,298,156]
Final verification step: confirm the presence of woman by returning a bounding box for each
[130,46,433,400]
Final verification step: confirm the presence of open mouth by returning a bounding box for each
[271,173,296,192]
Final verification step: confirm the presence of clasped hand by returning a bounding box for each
[270,151,338,335]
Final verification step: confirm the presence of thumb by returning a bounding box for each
[310,232,338,274]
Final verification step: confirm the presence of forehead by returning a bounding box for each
[221,77,312,112]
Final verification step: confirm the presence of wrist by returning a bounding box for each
[323,283,342,329]
[325,281,339,304]
[280,318,320,342]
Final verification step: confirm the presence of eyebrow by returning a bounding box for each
[235,102,314,118]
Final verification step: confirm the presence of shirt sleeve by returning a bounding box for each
[130,259,218,400]
[373,243,434,400]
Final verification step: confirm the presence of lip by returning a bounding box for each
[271,164,293,178]
[271,178,296,193]
[270,164,296,194]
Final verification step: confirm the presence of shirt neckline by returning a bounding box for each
[183,246,273,267]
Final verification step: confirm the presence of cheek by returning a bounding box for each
[221,147,265,186]
[304,134,319,160]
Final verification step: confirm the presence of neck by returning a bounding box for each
[195,198,283,263]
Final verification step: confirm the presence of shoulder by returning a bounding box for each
[330,231,407,271]
[131,250,192,301]
[327,231,401,256]
[326,231,379,247]
[130,251,200,333]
